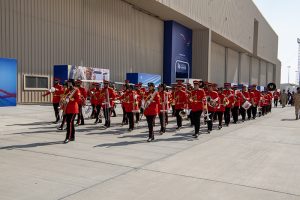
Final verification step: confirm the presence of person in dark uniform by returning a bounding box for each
[63,79,80,143]
[42,78,64,123]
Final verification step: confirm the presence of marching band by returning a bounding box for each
[43,78,278,143]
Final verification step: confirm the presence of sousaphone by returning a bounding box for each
[267,83,276,91]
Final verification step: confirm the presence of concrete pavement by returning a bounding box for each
[0,105,300,200]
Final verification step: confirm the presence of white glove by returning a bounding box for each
[65,98,70,103]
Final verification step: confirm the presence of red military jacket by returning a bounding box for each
[100,87,116,109]
[158,91,170,112]
[273,91,280,100]
[242,91,251,101]
[207,90,219,112]
[251,90,261,106]
[223,89,235,108]
[93,88,102,106]
[89,87,97,105]
[78,86,87,106]
[43,84,64,103]
[217,93,226,112]
[120,90,139,113]
[64,88,80,114]
[174,89,188,110]
[234,91,243,107]
[189,89,206,112]
[143,91,160,116]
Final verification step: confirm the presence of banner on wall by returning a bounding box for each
[0,58,17,107]
[54,65,110,84]
[163,21,192,85]
[126,73,161,87]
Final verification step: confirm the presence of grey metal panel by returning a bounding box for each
[251,57,259,85]
[227,48,239,84]
[210,42,225,85]
[192,29,210,81]
[240,53,250,85]
[267,62,274,84]
[0,0,163,103]
[260,60,267,86]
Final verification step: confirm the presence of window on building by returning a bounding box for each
[24,75,49,90]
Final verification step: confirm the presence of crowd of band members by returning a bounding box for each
[44,78,281,144]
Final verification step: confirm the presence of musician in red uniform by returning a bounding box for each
[158,84,169,134]
[223,83,235,126]
[174,81,188,130]
[58,81,68,130]
[216,88,226,130]
[93,83,102,124]
[250,84,261,119]
[266,91,273,113]
[189,81,206,137]
[42,78,64,123]
[75,80,87,126]
[63,79,80,143]
[206,83,219,133]
[240,86,251,121]
[273,90,280,107]
[143,82,160,142]
[88,83,97,119]
[135,83,144,123]
[120,85,138,131]
[121,80,130,125]
[99,80,116,128]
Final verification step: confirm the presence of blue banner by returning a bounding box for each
[0,58,17,107]
[163,21,192,85]
[127,73,161,87]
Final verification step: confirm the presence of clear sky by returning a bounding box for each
[253,0,300,84]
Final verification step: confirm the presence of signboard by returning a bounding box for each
[0,58,17,107]
[54,65,110,84]
[163,21,192,85]
[126,73,161,87]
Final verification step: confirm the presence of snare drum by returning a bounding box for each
[242,100,252,110]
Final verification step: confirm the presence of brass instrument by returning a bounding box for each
[202,97,211,121]
[207,96,219,108]
[223,97,230,107]
[59,88,77,113]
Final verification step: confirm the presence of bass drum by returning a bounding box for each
[242,100,252,110]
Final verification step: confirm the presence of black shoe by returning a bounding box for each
[176,126,181,130]
[147,138,152,142]
[225,123,229,127]
[128,128,133,132]
[57,127,63,131]
[207,130,211,134]
[52,121,58,124]
[192,134,198,138]
[159,130,164,135]
[218,125,222,130]
[70,138,75,141]
[63,139,69,144]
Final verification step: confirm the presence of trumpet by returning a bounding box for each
[223,97,230,106]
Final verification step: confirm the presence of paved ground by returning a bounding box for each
[0,105,300,200]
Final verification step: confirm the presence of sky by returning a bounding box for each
[253,0,300,84]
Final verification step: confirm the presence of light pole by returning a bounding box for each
[287,66,291,84]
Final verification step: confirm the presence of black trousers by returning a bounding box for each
[224,107,231,125]
[240,107,246,121]
[159,112,168,133]
[274,99,278,107]
[232,106,239,123]
[103,107,111,127]
[53,103,60,122]
[252,106,257,119]
[175,109,183,128]
[172,105,175,117]
[192,110,202,134]
[216,111,223,126]
[122,106,128,124]
[247,106,252,119]
[127,112,134,129]
[189,111,194,125]
[111,107,116,117]
[65,114,76,140]
[91,104,96,118]
[146,115,156,139]
[207,111,215,131]
[135,112,140,123]
[77,105,84,125]
[94,105,102,123]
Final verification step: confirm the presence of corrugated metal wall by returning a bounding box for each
[260,60,267,86]
[192,29,210,81]
[210,42,225,85]
[240,54,250,85]
[251,57,259,85]
[227,48,239,84]
[0,0,163,103]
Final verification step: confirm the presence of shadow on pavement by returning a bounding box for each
[0,141,63,150]
[281,119,297,121]
[6,121,55,126]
